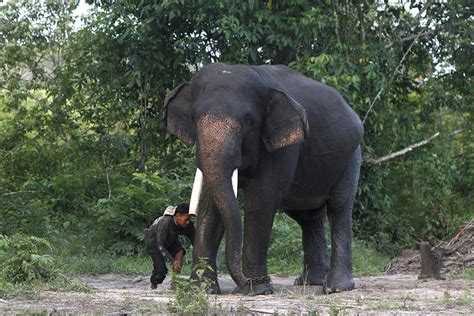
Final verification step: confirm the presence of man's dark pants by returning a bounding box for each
[147,243,183,285]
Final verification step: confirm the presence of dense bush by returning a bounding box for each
[93,172,193,253]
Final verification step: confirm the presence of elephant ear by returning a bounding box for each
[165,83,195,146]
[261,88,309,152]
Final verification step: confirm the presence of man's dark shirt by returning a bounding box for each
[145,215,195,261]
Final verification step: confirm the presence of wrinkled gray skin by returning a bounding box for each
[165,63,363,295]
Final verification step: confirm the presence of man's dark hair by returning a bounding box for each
[175,203,190,215]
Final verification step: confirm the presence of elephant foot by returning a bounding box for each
[189,276,221,294]
[232,276,274,295]
[293,273,325,286]
[323,274,355,294]
[208,281,221,294]
[201,278,221,294]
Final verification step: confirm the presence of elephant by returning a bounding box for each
[165,63,363,295]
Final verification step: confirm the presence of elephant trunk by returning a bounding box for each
[207,172,246,288]
[194,113,247,288]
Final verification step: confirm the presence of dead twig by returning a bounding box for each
[1,190,37,196]
[366,132,440,165]
[102,153,112,199]
[366,128,464,165]
[384,20,467,49]
[363,0,433,124]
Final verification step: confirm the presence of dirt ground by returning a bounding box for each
[3,224,472,314]
[0,272,472,315]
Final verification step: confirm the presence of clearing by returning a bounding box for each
[0,273,472,314]
[2,221,472,314]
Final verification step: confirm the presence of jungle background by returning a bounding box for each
[0,0,472,294]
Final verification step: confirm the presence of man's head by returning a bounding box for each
[174,203,191,228]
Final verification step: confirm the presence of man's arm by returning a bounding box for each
[155,219,174,262]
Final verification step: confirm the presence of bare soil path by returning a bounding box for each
[0,273,472,314]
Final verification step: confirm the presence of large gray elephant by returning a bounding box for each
[165,63,363,295]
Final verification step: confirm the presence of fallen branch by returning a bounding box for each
[1,190,37,196]
[366,132,440,165]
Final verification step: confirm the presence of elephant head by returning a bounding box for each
[164,63,309,288]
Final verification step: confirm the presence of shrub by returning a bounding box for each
[93,172,192,253]
[167,259,212,314]
[0,234,58,283]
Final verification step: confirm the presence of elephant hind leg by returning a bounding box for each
[285,208,328,286]
[325,146,361,293]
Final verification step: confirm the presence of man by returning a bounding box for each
[144,203,194,289]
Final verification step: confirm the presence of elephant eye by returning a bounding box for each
[243,113,257,129]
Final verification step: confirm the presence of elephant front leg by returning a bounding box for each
[325,147,361,293]
[239,180,277,295]
[285,208,328,286]
[192,188,224,294]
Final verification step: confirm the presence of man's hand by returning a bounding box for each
[172,250,185,273]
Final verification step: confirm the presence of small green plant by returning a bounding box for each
[460,268,474,280]
[47,275,92,293]
[235,301,251,312]
[443,290,452,301]
[355,295,364,305]
[307,307,321,316]
[329,304,340,316]
[455,283,473,307]
[0,234,59,284]
[167,259,212,315]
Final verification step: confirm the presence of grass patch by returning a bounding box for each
[0,282,41,299]
[352,241,391,276]
[459,268,474,280]
[0,275,90,299]
[46,275,92,293]
[61,253,151,275]
[268,212,390,276]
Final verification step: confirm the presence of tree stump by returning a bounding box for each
[418,241,445,280]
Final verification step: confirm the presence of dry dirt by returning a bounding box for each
[0,272,472,315]
[1,223,473,314]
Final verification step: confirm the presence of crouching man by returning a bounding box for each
[144,203,194,289]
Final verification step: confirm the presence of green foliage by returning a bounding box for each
[1,0,472,260]
[269,213,390,276]
[0,232,91,297]
[93,171,192,253]
[167,259,212,315]
[0,234,58,284]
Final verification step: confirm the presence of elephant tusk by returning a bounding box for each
[232,168,238,198]
[189,168,203,216]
